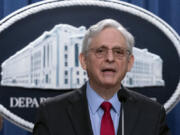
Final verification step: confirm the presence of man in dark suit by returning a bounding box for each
[33,19,171,135]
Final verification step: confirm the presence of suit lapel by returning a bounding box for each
[118,88,140,135]
[66,85,93,135]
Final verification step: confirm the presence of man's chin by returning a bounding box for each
[101,81,118,88]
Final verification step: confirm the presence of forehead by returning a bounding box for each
[90,27,127,48]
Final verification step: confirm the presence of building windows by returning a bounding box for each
[77,78,80,84]
[64,45,68,51]
[65,62,68,67]
[64,53,68,67]
[45,74,49,84]
[65,70,68,76]
[43,46,46,68]
[64,54,68,59]
[83,72,86,75]
[64,79,68,84]
[75,43,79,67]
[35,79,38,86]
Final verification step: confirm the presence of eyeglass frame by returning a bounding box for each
[86,46,131,59]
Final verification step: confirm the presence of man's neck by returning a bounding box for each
[89,81,121,100]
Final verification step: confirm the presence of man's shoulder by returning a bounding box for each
[40,87,85,109]
[125,88,162,109]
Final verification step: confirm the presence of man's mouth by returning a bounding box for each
[101,68,116,73]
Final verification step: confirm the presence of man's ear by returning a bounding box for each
[79,53,87,70]
[127,54,134,72]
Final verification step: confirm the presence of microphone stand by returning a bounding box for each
[122,103,124,135]
[118,88,127,135]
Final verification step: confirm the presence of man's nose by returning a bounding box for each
[105,50,115,62]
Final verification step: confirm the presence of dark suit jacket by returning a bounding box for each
[33,84,171,135]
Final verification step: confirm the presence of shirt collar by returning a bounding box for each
[86,82,121,115]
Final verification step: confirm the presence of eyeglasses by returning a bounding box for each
[88,47,131,59]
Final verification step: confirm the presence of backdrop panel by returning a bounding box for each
[0,0,179,133]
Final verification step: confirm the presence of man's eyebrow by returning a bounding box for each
[97,45,125,49]
[96,45,107,49]
[113,47,125,49]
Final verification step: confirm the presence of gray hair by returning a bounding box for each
[81,19,135,54]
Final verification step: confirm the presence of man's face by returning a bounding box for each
[80,27,134,89]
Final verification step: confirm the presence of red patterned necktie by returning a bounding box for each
[100,102,115,135]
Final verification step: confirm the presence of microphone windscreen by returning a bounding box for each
[118,89,128,103]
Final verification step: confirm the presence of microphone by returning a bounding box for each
[118,88,128,135]
[118,88,128,103]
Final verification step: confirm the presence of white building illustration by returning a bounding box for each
[122,48,164,87]
[1,24,165,89]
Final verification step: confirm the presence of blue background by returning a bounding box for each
[0,0,179,135]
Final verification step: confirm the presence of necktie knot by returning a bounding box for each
[101,102,112,112]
